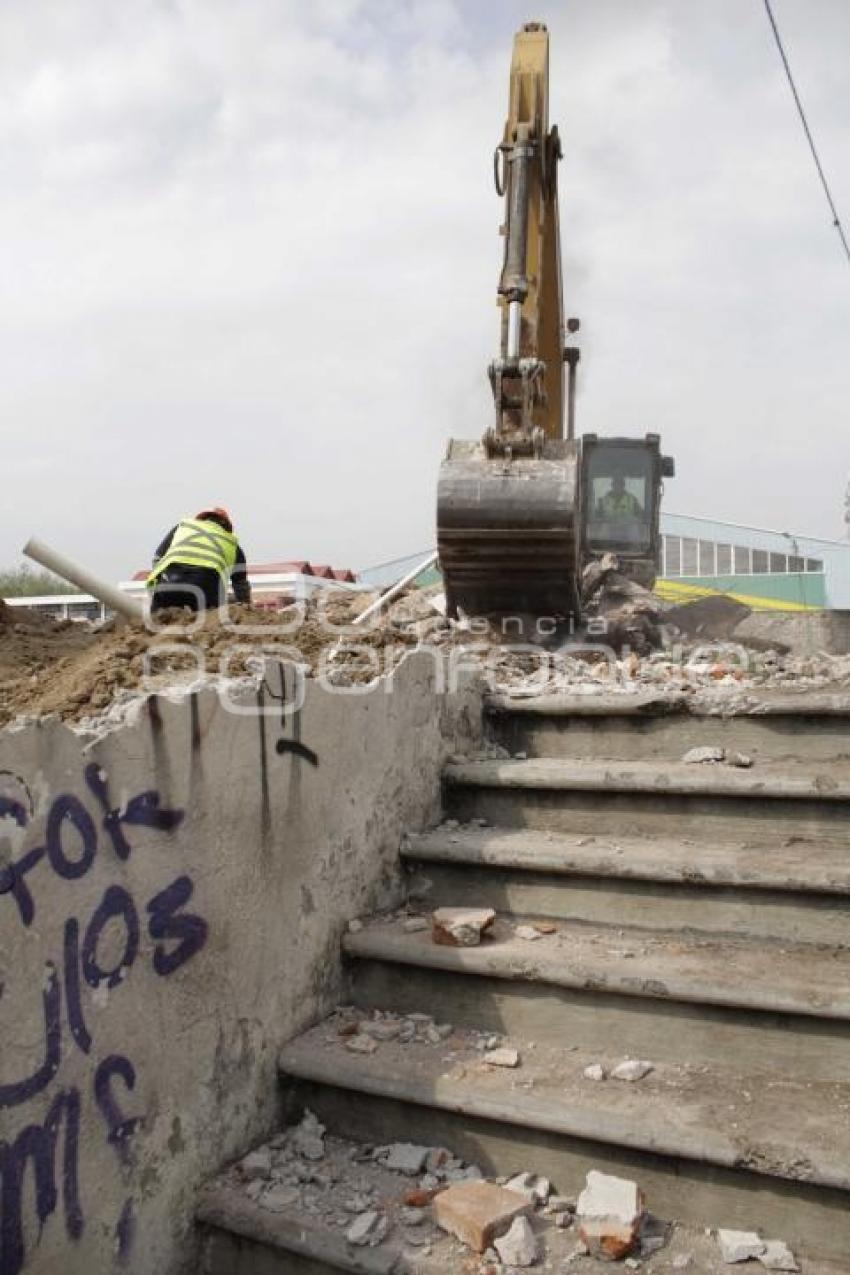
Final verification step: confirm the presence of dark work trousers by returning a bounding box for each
[149,566,224,614]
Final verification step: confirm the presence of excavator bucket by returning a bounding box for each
[437,438,579,619]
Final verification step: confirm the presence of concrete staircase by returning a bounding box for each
[198,691,850,1271]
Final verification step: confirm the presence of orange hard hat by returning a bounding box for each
[196,506,233,531]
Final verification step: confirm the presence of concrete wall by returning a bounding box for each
[0,653,482,1275]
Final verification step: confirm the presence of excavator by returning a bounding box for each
[437,22,675,622]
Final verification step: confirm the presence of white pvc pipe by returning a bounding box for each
[353,552,439,626]
[23,537,144,623]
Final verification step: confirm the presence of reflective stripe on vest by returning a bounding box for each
[147,518,239,588]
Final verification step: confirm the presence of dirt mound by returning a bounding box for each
[0,598,418,728]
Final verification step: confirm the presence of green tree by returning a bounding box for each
[0,564,81,597]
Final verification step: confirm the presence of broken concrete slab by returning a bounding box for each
[611,1059,654,1083]
[758,1239,799,1271]
[494,1214,540,1267]
[483,1047,520,1068]
[345,1209,388,1246]
[259,1184,300,1212]
[433,1180,531,1253]
[515,923,544,941]
[576,1170,644,1260]
[504,1172,551,1205]
[377,1143,432,1176]
[432,906,496,947]
[239,1148,273,1180]
[289,1110,325,1162]
[583,1063,607,1082]
[717,1229,766,1263]
[345,1034,378,1055]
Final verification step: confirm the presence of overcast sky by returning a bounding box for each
[2,0,849,580]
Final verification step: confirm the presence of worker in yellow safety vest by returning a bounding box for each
[596,476,643,519]
[147,507,251,613]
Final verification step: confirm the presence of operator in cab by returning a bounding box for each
[597,476,643,520]
[147,507,251,614]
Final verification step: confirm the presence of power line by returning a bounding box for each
[762,0,850,266]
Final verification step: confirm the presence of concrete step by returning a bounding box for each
[344,916,850,1079]
[486,691,850,763]
[443,757,850,840]
[403,825,850,943]
[278,1016,850,1262]
[195,1122,784,1275]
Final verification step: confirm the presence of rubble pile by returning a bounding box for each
[208,1108,802,1271]
[2,570,849,729]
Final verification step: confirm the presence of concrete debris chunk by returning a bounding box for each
[378,1143,432,1176]
[484,1047,520,1068]
[425,1147,452,1175]
[576,1170,644,1260]
[639,1212,670,1257]
[727,751,754,768]
[345,1033,378,1055]
[239,1148,273,1180]
[346,1210,388,1247]
[548,1195,576,1214]
[259,1184,300,1212]
[515,924,543,941]
[432,906,496,947]
[433,1180,531,1253]
[682,745,725,764]
[494,1214,540,1267]
[361,1019,402,1041]
[758,1240,799,1271]
[504,1172,551,1206]
[583,1063,607,1081]
[289,1110,326,1162]
[611,1058,653,1083]
[717,1229,766,1264]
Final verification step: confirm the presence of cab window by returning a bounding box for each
[585,445,653,551]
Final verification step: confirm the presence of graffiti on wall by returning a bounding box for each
[0,763,207,1275]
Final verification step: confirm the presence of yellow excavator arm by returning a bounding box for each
[494,22,564,444]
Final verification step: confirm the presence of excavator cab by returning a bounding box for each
[580,435,675,590]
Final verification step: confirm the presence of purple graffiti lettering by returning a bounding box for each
[84,765,184,863]
[146,876,208,977]
[0,844,44,928]
[81,887,139,991]
[116,1198,135,1262]
[46,795,96,882]
[0,797,28,901]
[0,964,61,1110]
[63,918,92,1056]
[0,1088,81,1275]
[94,1056,142,1166]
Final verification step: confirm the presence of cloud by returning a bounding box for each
[1,0,849,583]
